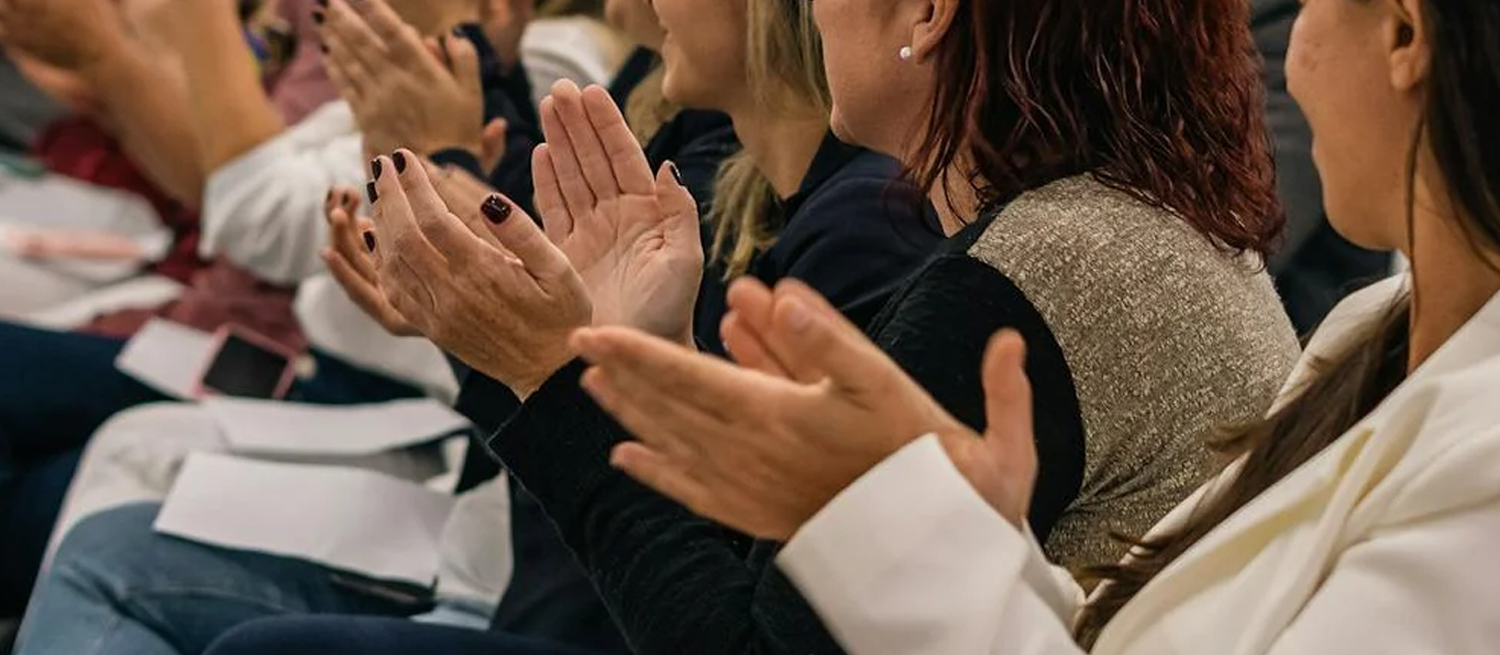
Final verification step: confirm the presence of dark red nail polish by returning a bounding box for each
[366,181,378,203]
[363,231,376,252]
[481,195,511,224]
[311,9,324,23]
[667,161,683,186]
[393,151,407,174]
[320,43,329,54]
[370,158,383,179]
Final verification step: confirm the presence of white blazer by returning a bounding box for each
[778,273,1500,655]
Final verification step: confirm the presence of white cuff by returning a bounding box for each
[778,435,1040,655]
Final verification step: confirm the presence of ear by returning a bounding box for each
[909,0,959,63]
[1384,0,1431,93]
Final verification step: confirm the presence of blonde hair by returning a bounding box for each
[710,0,832,277]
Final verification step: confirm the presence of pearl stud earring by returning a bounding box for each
[898,45,914,61]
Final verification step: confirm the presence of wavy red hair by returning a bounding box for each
[911,0,1282,256]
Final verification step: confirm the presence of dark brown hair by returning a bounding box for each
[912,0,1282,256]
[1075,1,1500,647]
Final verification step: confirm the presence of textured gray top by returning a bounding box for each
[970,175,1302,565]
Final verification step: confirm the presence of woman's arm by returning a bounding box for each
[163,0,285,176]
[488,361,847,655]
[82,41,206,208]
[488,255,1086,654]
[778,435,1087,655]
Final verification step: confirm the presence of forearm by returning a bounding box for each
[84,39,205,207]
[487,361,844,655]
[168,0,284,175]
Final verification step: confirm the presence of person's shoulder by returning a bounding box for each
[967,174,1269,294]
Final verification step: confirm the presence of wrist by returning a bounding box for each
[503,350,577,402]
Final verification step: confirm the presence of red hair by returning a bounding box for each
[911,0,1282,256]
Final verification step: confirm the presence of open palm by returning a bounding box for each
[534,81,704,345]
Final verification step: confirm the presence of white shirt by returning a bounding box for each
[779,274,1500,655]
[202,101,457,399]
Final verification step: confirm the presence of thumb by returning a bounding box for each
[980,330,1035,469]
[765,284,896,387]
[480,118,509,170]
[655,161,700,231]
[478,193,571,279]
[445,33,482,95]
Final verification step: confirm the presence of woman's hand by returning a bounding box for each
[0,0,122,73]
[365,149,590,398]
[535,81,704,345]
[574,278,1038,540]
[321,185,421,337]
[321,0,486,160]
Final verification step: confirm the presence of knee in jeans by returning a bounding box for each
[49,503,166,594]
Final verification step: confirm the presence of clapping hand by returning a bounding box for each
[574,278,1039,540]
[321,0,488,160]
[535,80,704,345]
[364,149,590,397]
[324,161,526,337]
[322,185,421,337]
[0,0,123,72]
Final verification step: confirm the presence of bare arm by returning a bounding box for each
[80,39,206,207]
[160,0,285,176]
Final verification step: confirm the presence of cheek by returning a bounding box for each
[1288,9,1411,250]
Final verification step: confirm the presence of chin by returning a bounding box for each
[1325,204,1400,253]
[828,110,862,148]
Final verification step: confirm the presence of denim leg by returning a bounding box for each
[205,615,603,655]
[0,322,164,481]
[0,448,81,616]
[15,503,410,655]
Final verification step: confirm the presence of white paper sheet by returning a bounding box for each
[114,318,217,399]
[204,397,470,457]
[155,453,456,585]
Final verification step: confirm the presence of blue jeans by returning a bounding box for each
[0,321,422,615]
[14,503,416,655]
[204,616,601,655]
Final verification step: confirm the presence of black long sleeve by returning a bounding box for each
[487,212,1086,655]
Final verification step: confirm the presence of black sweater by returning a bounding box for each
[483,136,939,654]
[486,209,1084,655]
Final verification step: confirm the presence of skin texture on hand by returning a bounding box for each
[322,159,519,339]
[533,80,704,345]
[364,148,590,398]
[574,278,1038,539]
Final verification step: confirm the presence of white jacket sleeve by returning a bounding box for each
[778,435,1089,655]
[201,102,364,285]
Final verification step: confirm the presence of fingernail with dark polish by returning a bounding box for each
[481,195,511,224]
[370,158,383,179]
[312,9,324,23]
[366,180,379,203]
[363,231,376,252]
[320,43,329,54]
[667,161,683,186]
[393,151,407,174]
